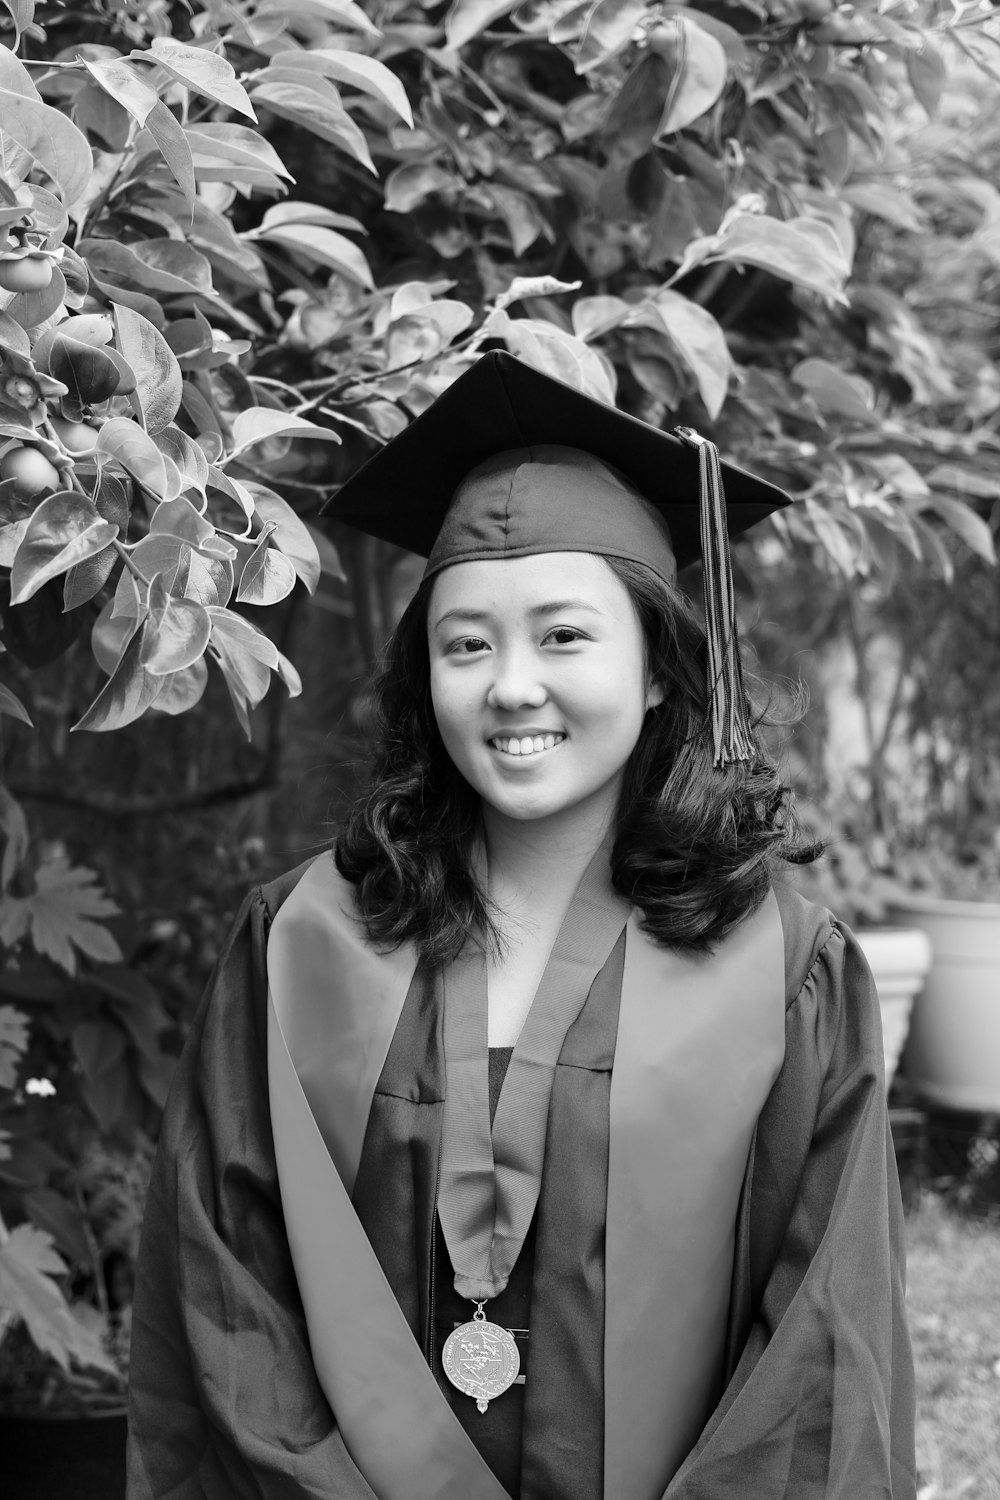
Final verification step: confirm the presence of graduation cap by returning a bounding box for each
[322,351,791,765]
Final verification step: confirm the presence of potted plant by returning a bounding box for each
[786,804,932,1091]
[0,832,165,1500]
[886,842,1000,1116]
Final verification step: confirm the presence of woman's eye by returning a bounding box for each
[449,636,490,655]
[544,627,584,646]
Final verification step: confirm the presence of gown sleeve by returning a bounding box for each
[665,897,917,1500]
[126,880,378,1500]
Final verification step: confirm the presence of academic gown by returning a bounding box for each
[126,856,916,1500]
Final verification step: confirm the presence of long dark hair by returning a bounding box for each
[336,555,810,961]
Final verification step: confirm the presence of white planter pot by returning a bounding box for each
[887,896,1000,1112]
[855,926,932,1090]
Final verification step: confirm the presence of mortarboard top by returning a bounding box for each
[321,350,791,572]
[322,350,793,766]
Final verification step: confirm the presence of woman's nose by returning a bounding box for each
[485,650,547,710]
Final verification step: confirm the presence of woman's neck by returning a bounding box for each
[481,805,612,922]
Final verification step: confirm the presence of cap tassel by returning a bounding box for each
[674,427,755,767]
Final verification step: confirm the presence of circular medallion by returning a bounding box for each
[442,1317,520,1413]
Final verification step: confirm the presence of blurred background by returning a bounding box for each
[0,0,997,1494]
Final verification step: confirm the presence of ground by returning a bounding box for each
[908,1196,1000,1500]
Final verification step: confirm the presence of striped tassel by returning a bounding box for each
[674,427,755,767]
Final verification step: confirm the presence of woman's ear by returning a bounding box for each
[645,676,666,711]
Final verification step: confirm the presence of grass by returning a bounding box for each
[907,1195,1000,1500]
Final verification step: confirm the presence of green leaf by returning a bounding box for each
[97,417,168,498]
[229,407,342,456]
[0,1222,117,1374]
[485,311,617,404]
[792,357,876,423]
[654,16,728,137]
[143,99,196,205]
[42,333,122,408]
[0,37,40,98]
[842,181,924,233]
[5,265,66,330]
[570,294,630,341]
[179,548,234,608]
[250,81,377,175]
[184,123,293,185]
[176,196,267,288]
[10,493,119,606]
[149,495,216,547]
[80,56,159,126]
[924,465,1000,502]
[112,303,183,434]
[78,237,213,301]
[252,201,366,236]
[90,598,139,674]
[479,184,545,257]
[921,494,997,564]
[208,607,278,737]
[255,0,380,34]
[383,160,460,215]
[5,856,121,974]
[235,529,297,606]
[637,291,732,420]
[269,48,413,126]
[73,1017,126,1078]
[0,1003,29,1087]
[62,543,117,612]
[493,276,582,312]
[0,782,29,891]
[0,89,93,209]
[148,656,207,716]
[682,212,851,304]
[73,626,162,732]
[0,310,31,357]
[132,239,215,297]
[906,38,945,120]
[155,425,209,496]
[140,571,211,675]
[250,222,374,288]
[444,0,520,49]
[575,0,647,75]
[244,483,324,591]
[136,38,257,121]
[0,680,33,727]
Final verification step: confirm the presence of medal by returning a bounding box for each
[441,1302,520,1414]
[438,849,630,1410]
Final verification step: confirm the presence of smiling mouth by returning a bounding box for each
[488,733,565,757]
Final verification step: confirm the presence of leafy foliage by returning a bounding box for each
[0,1221,115,1375]
[0,0,995,740]
[0,0,998,1386]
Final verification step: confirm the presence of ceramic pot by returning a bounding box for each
[0,1409,126,1500]
[888,895,1000,1112]
[855,926,932,1090]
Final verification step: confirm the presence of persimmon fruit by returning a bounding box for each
[0,254,55,294]
[51,417,100,455]
[0,445,62,496]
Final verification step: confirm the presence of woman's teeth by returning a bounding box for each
[490,734,562,756]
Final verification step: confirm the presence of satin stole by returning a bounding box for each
[266,854,785,1500]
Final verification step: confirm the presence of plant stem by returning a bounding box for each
[844,584,889,841]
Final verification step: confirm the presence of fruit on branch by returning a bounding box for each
[0,445,62,496]
[0,254,55,294]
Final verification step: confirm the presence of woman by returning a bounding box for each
[127,353,915,1499]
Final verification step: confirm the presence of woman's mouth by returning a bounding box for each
[488,733,565,757]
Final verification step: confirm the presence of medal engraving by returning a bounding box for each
[442,1312,520,1414]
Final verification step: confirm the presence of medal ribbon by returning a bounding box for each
[438,847,631,1303]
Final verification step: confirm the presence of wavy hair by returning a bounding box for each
[335,555,812,961]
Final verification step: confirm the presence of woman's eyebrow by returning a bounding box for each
[433,598,601,629]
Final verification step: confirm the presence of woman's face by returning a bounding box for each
[428,552,663,836]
